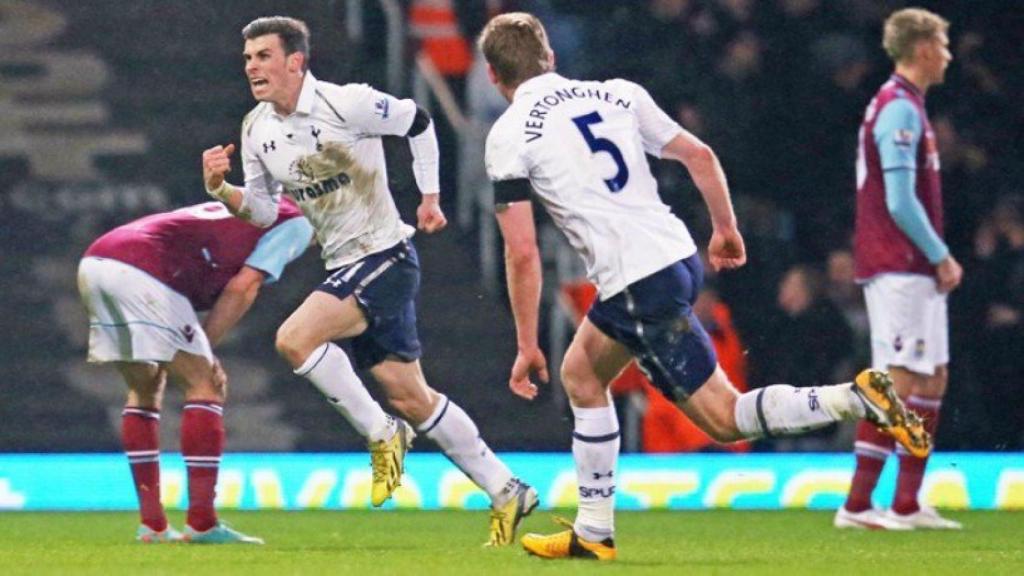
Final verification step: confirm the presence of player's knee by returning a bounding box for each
[690,391,743,443]
[275,325,310,368]
[705,420,743,443]
[184,374,226,403]
[560,363,603,406]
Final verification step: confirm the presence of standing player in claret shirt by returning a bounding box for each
[479,12,930,561]
[836,8,963,531]
[78,198,313,543]
[201,16,538,546]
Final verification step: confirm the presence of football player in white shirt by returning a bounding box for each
[479,12,931,560]
[201,16,536,545]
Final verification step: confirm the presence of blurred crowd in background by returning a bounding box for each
[1,0,1021,452]
[411,0,1024,452]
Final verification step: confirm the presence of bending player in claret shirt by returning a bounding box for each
[478,12,931,560]
[836,8,963,531]
[78,198,313,544]
[201,16,537,546]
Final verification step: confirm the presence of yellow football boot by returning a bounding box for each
[368,419,414,507]
[486,481,539,547]
[521,517,616,561]
[852,369,931,458]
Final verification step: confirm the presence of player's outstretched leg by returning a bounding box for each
[728,369,931,457]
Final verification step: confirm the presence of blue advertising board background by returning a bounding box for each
[1,453,1021,511]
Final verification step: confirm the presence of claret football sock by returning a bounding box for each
[122,406,166,532]
[735,384,864,438]
[845,421,895,513]
[182,401,224,532]
[893,395,941,514]
[571,404,619,542]
[418,394,513,503]
[295,342,394,442]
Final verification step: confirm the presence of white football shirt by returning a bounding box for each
[241,72,417,269]
[486,73,697,300]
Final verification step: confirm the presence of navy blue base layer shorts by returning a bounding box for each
[587,254,717,402]
[315,239,422,369]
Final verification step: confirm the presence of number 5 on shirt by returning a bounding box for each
[572,111,629,193]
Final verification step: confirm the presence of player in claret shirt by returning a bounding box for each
[79,198,313,543]
[479,12,931,560]
[837,7,963,532]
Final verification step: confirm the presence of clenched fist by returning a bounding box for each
[203,143,236,192]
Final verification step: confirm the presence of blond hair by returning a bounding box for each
[883,8,949,63]
[478,12,552,88]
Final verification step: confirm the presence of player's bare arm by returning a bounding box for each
[202,266,267,347]
[495,200,549,400]
[662,131,746,271]
[202,143,244,213]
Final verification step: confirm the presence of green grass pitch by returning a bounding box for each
[0,510,1020,575]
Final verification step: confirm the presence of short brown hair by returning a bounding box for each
[478,12,552,87]
[883,8,949,63]
[243,16,311,70]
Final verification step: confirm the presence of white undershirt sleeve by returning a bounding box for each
[408,119,440,194]
[240,119,280,227]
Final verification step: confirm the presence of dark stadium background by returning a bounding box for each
[1,0,1020,454]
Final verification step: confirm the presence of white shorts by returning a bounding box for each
[863,273,949,376]
[78,257,213,363]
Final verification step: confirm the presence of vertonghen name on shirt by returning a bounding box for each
[524,86,631,143]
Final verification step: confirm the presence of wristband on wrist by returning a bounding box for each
[206,181,234,202]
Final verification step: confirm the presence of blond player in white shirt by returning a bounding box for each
[479,12,931,560]
[201,16,536,546]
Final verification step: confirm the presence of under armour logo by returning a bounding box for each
[263,141,276,153]
[592,471,614,480]
[181,325,195,343]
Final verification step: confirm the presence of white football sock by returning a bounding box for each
[294,343,394,442]
[735,383,865,438]
[572,404,619,542]
[419,395,514,505]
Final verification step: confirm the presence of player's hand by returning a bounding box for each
[203,143,236,192]
[509,346,549,401]
[935,254,963,293]
[416,193,448,234]
[707,226,747,271]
